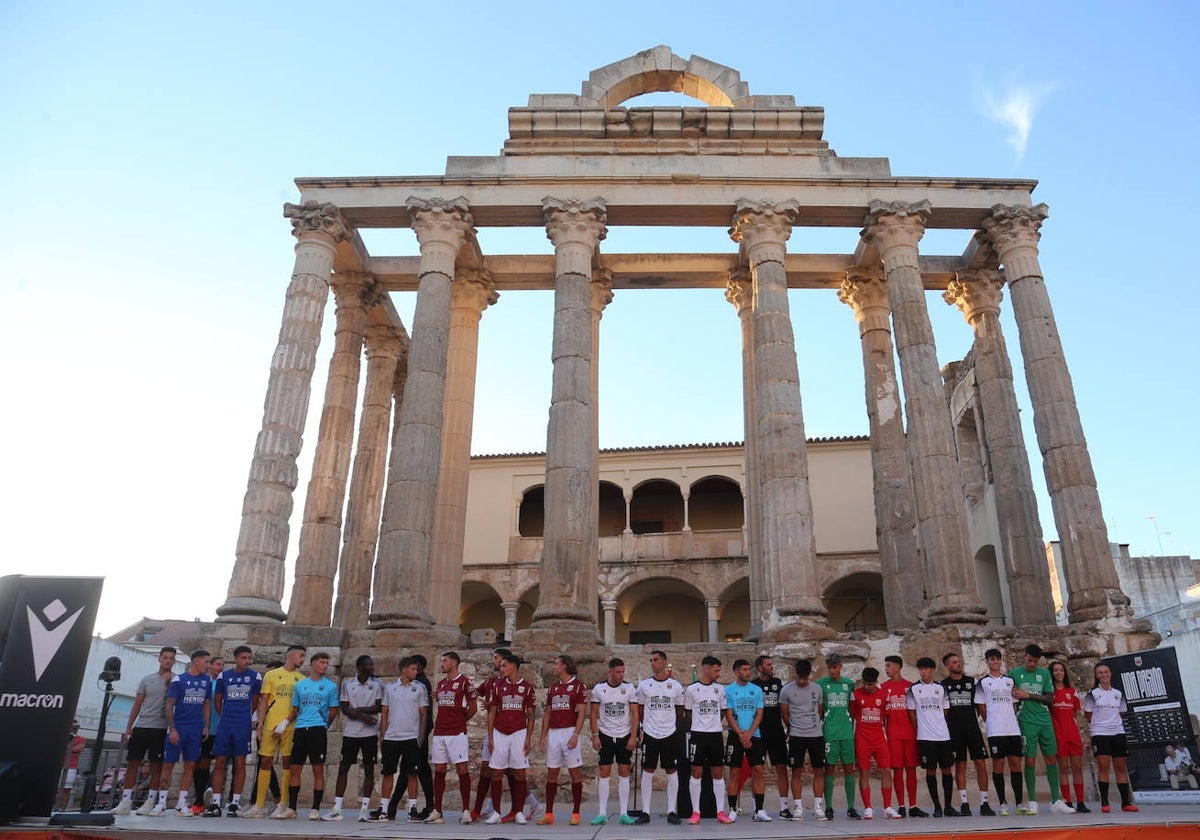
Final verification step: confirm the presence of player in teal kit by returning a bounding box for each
[817,654,859,820]
[281,653,340,820]
[724,659,767,821]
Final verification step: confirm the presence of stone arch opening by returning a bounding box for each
[517,484,544,537]
[579,46,752,110]
[460,580,503,636]
[616,576,706,644]
[629,479,684,534]
[974,544,1006,625]
[822,572,886,633]
[716,576,750,642]
[688,475,744,531]
[599,480,625,537]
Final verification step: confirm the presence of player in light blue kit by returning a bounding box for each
[724,659,768,821]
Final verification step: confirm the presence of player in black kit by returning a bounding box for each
[940,653,992,816]
[752,656,791,819]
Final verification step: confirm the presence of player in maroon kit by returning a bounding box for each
[851,668,896,819]
[485,653,536,825]
[470,648,509,821]
[426,652,477,825]
[881,655,918,816]
[537,655,587,825]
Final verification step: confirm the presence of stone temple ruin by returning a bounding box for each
[197,46,1154,680]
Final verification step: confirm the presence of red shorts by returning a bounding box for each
[1056,737,1083,757]
[888,737,918,768]
[857,738,891,770]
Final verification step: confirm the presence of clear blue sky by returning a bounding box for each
[2,2,1196,635]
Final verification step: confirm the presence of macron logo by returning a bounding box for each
[27,598,85,681]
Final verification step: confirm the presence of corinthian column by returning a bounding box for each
[980,205,1130,622]
[861,200,987,627]
[333,322,405,630]
[288,271,373,626]
[218,200,346,623]
[370,197,474,629]
[838,268,924,629]
[725,269,764,641]
[729,199,828,639]
[429,269,498,628]
[945,269,1055,625]
[531,197,606,633]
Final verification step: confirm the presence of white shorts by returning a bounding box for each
[489,728,529,771]
[430,733,470,766]
[63,768,78,789]
[546,727,583,769]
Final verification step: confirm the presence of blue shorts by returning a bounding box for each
[164,727,204,763]
[213,725,253,757]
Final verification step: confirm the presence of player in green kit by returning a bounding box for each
[1009,644,1075,815]
[817,654,859,820]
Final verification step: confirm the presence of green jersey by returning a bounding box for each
[817,675,856,739]
[1008,666,1052,725]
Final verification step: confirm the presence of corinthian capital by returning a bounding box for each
[407,197,474,277]
[364,323,405,364]
[543,197,608,250]
[452,267,499,313]
[284,200,347,242]
[838,267,890,333]
[331,271,377,306]
[861,199,931,254]
[591,268,614,316]
[729,199,799,264]
[724,266,753,315]
[945,268,1005,324]
[980,203,1049,255]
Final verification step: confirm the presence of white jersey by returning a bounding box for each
[684,681,727,734]
[906,680,950,741]
[1082,686,1127,736]
[591,680,635,738]
[636,676,684,739]
[974,674,1021,737]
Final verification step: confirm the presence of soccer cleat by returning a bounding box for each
[201,804,221,818]
[616,813,637,825]
[909,806,930,818]
[408,806,421,822]
[423,810,443,824]
[667,812,681,824]
[980,802,996,816]
[945,804,961,817]
[1121,804,1140,813]
[726,808,738,822]
[308,809,320,821]
[960,803,973,816]
[174,807,194,817]
[1051,800,1077,815]
[717,811,734,824]
[136,798,157,816]
[848,807,862,820]
[1101,804,1112,813]
[111,799,133,816]
[898,806,907,817]
[591,813,609,825]
[536,813,554,825]
[368,807,385,821]
[779,807,794,821]
[485,811,503,824]
[323,808,344,821]
[226,802,240,818]
[191,804,205,816]
[753,809,773,822]
[459,810,473,825]
[688,811,702,824]
[635,813,651,825]
[1075,802,1091,813]
[1018,801,1038,816]
[270,806,296,819]
[240,804,264,818]
[148,805,165,817]
[883,807,902,819]
[569,813,580,825]
[862,808,874,820]
[515,812,527,825]
[999,803,1010,816]
[933,807,944,818]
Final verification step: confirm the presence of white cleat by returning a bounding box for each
[485,811,502,825]
[752,809,773,822]
[110,800,132,816]
[884,807,902,819]
[1051,800,1076,815]
[515,811,527,825]
[459,810,473,824]
[135,798,157,816]
[862,807,874,820]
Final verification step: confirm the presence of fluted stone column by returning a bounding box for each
[861,200,987,627]
[370,197,474,629]
[601,599,618,645]
[333,323,405,630]
[288,272,373,626]
[945,269,1056,625]
[589,271,613,624]
[838,268,924,629]
[218,200,346,623]
[725,270,764,641]
[430,269,498,628]
[531,197,606,634]
[981,205,1130,622]
[729,199,828,639]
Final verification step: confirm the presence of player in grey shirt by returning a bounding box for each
[778,660,825,820]
[111,646,178,816]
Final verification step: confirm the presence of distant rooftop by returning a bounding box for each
[472,435,869,460]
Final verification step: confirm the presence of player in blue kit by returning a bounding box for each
[161,650,213,815]
[203,646,262,818]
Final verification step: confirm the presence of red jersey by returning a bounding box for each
[433,673,477,736]
[851,687,888,744]
[1050,686,1082,740]
[489,677,535,734]
[546,677,587,729]
[881,678,916,740]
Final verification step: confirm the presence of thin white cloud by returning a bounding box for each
[978,80,1056,163]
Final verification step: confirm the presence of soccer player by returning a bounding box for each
[1010,644,1075,815]
[328,654,382,822]
[724,658,768,821]
[851,667,895,819]
[941,652,991,815]
[1083,663,1137,813]
[537,654,587,826]
[752,655,791,819]
[779,659,825,820]
[248,644,305,818]
[380,657,428,821]
[881,655,918,817]
[204,645,262,818]
[470,647,510,821]
[818,653,859,819]
[975,648,1023,816]
[427,651,477,825]
[589,657,639,826]
[484,652,535,825]
[684,654,733,825]
[906,656,953,818]
[161,649,213,815]
[278,652,339,820]
[635,650,685,825]
[110,645,177,816]
[193,654,224,813]
[1049,659,1088,811]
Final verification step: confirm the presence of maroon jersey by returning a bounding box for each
[433,673,477,736]
[546,677,587,729]
[489,678,535,734]
[851,687,888,745]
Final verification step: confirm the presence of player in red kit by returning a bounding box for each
[537,655,587,825]
[485,653,535,825]
[851,668,895,819]
[470,648,509,821]
[427,652,477,825]
[881,655,918,816]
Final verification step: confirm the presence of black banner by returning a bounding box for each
[1101,647,1200,802]
[0,575,103,817]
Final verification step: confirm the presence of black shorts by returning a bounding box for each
[1091,734,1129,758]
[341,735,379,767]
[688,731,724,769]
[598,732,633,767]
[127,727,167,763]
[642,732,681,771]
[200,734,215,760]
[759,731,788,766]
[918,739,954,770]
[948,723,987,761]
[381,738,422,776]
[987,735,1023,759]
[290,726,328,766]
[725,733,765,768]
[787,736,826,769]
